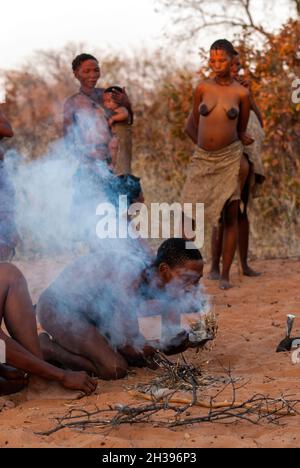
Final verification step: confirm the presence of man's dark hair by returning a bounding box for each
[72,54,98,72]
[104,86,123,94]
[210,39,236,58]
[154,238,203,268]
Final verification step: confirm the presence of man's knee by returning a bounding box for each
[36,292,57,332]
[96,355,128,380]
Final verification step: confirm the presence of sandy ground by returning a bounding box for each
[1,256,300,448]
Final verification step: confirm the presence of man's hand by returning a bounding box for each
[62,370,97,395]
[161,330,190,356]
[118,343,158,369]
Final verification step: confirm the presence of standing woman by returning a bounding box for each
[63,53,133,166]
[63,54,133,241]
[0,110,19,261]
[209,51,266,280]
[182,39,252,290]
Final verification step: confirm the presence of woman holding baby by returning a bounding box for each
[63,54,133,242]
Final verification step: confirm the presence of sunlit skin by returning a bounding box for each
[37,257,204,379]
[193,49,253,151]
[209,54,264,279]
[0,264,97,396]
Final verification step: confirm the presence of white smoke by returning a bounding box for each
[3,122,209,351]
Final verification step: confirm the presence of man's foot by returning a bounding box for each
[219,279,233,291]
[207,270,221,281]
[0,377,26,396]
[39,332,60,362]
[26,378,85,401]
[243,266,261,277]
[26,373,97,402]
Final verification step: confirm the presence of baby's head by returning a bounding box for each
[104,86,123,110]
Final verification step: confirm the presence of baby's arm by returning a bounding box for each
[108,107,129,126]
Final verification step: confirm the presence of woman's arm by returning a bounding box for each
[238,89,254,146]
[111,88,134,124]
[0,111,13,139]
[238,77,264,128]
[192,83,204,133]
[250,95,264,128]
[185,111,198,144]
[108,107,129,127]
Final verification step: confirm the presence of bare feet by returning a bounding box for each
[26,376,85,401]
[207,270,221,280]
[243,266,261,277]
[219,279,233,291]
[39,332,97,375]
[26,371,98,401]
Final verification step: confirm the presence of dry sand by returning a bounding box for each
[0,256,300,448]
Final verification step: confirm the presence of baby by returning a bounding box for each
[103,86,133,174]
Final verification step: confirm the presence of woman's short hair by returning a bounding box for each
[210,39,236,58]
[72,54,98,72]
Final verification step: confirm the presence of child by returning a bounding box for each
[103,86,133,174]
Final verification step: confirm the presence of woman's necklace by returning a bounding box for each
[214,77,234,87]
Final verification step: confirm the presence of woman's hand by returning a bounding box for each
[111,87,131,108]
[239,132,254,146]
